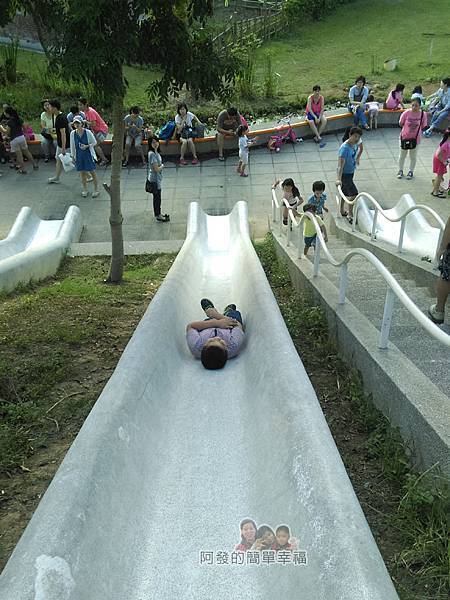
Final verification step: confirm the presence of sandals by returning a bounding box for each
[201,298,215,312]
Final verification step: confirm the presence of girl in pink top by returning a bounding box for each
[431,129,450,197]
[385,83,405,110]
[397,97,427,180]
[78,97,109,165]
[306,85,327,143]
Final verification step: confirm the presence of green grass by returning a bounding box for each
[1,0,448,131]
[255,233,449,600]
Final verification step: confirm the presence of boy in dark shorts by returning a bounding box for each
[303,204,328,256]
[336,126,363,224]
[186,299,245,369]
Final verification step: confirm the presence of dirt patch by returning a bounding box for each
[0,254,175,573]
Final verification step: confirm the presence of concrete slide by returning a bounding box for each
[0,206,82,293]
[356,193,441,257]
[0,202,399,600]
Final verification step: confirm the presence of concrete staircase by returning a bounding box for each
[312,234,450,398]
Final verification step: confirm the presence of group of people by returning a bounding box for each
[234,519,297,553]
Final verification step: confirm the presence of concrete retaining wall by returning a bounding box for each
[272,232,450,478]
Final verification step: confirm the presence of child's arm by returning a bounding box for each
[186,317,237,332]
[272,179,280,190]
[320,223,328,243]
[356,142,364,164]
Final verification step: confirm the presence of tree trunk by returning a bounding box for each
[24,2,52,61]
[105,93,125,283]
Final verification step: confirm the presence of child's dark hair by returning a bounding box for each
[70,104,80,115]
[227,107,238,116]
[130,106,140,114]
[303,203,317,213]
[312,84,321,92]
[367,94,374,102]
[412,85,423,95]
[442,77,450,87]
[147,134,160,147]
[440,128,450,147]
[49,99,61,110]
[281,178,300,199]
[312,180,325,192]
[343,125,362,142]
[355,75,366,85]
[236,124,248,137]
[255,525,275,540]
[78,97,88,106]
[392,83,405,99]
[276,525,290,535]
[201,345,228,370]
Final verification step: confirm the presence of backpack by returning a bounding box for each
[158,120,175,141]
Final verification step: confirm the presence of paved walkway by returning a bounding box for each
[0,128,449,242]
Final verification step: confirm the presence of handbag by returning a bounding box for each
[400,111,423,150]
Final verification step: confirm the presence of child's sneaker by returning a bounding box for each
[397,170,403,179]
[201,298,214,312]
[224,304,236,313]
[428,304,444,324]
[406,171,413,180]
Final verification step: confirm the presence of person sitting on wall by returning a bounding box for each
[216,107,242,161]
[186,299,245,369]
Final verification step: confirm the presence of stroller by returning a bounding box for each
[267,114,301,152]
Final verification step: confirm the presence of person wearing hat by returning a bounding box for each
[70,116,99,198]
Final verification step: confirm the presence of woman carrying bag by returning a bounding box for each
[40,99,57,162]
[70,116,99,197]
[397,97,427,180]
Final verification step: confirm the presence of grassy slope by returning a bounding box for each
[2,0,448,129]
[254,0,449,103]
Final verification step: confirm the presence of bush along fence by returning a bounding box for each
[212,9,285,55]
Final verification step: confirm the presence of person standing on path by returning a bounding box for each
[70,116,99,198]
[348,76,370,130]
[397,97,427,180]
[431,129,450,198]
[47,99,71,184]
[0,106,38,174]
[40,99,57,162]
[336,126,363,223]
[146,135,170,223]
[428,216,450,325]
[77,97,109,166]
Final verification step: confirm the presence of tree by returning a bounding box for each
[1,0,238,282]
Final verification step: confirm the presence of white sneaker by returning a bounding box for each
[48,177,60,184]
[428,304,444,324]
[397,170,403,179]
[92,191,99,198]
[81,191,88,197]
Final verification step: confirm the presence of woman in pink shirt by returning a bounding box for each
[397,97,427,180]
[78,97,109,166]
[306,85,327,143]
[431,128,450,197]
[385,83,405,110]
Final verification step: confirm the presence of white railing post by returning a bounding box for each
[279,205,283,236]
[272,200,277,223]
[286,216,291,246]
[379,287,395,349]
[338,263,348,304]
[313,238,321,276]
[352,199,358,232]
[371,208,378,241]
[398,218,406,253]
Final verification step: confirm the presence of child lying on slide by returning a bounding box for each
[186,299,245,369]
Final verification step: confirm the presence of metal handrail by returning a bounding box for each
[335,186,445,257]
[271,188,450,349]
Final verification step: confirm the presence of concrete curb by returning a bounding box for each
[69,240,183,256]
[272,231,450,478]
